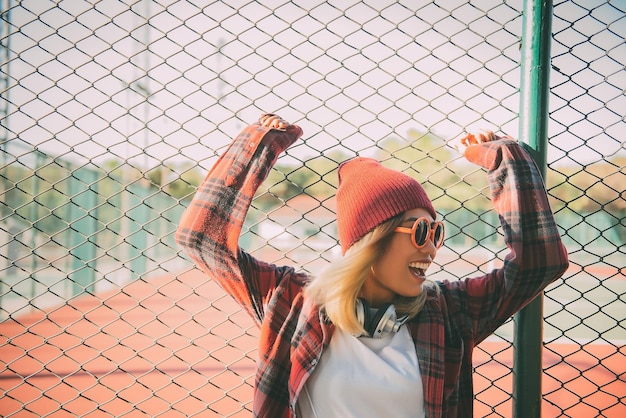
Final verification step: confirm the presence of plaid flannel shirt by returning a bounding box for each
[176,123,569,418]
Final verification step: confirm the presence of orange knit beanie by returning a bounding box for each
[336,157,436,254]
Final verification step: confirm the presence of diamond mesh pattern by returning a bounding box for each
[1,1,624,416]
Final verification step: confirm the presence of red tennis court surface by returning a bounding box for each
[1,269,624,417]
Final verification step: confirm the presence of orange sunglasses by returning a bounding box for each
[394,217,445,249]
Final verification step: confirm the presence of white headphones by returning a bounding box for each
[355,298,409,338]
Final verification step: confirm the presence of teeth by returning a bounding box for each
[409,261,430,270]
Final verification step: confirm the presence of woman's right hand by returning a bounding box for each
[259,113,290,130]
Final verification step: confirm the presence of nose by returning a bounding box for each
[420,237,438,260]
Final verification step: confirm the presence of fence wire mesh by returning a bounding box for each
[1,0,624,417]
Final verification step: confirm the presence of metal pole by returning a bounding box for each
[0,0,12,314]
[514,0,553,416]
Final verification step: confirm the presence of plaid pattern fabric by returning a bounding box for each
[176,124,569,418]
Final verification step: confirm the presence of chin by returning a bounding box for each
[400,284,424,298]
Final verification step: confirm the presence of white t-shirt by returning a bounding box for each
[297,325,425,418]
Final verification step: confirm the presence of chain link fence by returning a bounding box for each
[1,0,624,416]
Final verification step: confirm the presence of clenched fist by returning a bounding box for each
[259,113,290,130]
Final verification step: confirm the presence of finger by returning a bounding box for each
[476,129,495,143]
[259,113,273,125]
[260,114,279,127]
[475,133,488,143]
[464,130,493,144]
[462,132,476,146]
[277,119,289,130]
[260,113,280,125]
[260,113,291,130]
[267,116,278,127]
[272,117,288,129]
[270,117,288,130]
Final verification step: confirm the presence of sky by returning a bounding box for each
[2,0,624,171]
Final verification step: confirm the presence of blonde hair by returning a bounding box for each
[304,214,437,335]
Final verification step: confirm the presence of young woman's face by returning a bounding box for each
[360,208,438,308]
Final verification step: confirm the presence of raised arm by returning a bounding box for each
[176,115,303,325]
[449,131,569,342]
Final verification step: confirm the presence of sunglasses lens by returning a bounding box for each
[433,223,444,247]
[413,219,429,246]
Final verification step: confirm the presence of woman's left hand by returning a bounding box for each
[452,129,498,156]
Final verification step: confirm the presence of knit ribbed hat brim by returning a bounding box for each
[336,157,436,253]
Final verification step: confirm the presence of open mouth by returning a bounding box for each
[408,261,430,277]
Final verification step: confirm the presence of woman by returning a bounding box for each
[176,114,569,417]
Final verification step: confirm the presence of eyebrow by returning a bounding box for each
[404,217,436,224]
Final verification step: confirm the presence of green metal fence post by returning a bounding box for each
[514,0,553,416]
[127,181,149,280]
[69,167,99,296]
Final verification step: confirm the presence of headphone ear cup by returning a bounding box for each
[356,299,406,338]
[368,303,393,337]
[356,298,371,333]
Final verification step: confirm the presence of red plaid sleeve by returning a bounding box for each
[175,122,303,325]
[450,138,570,342]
